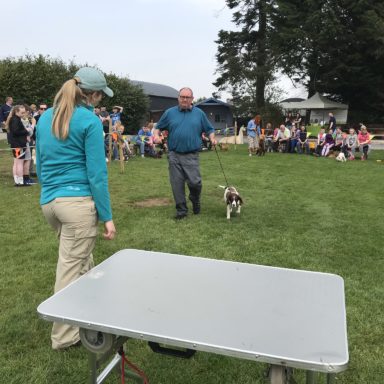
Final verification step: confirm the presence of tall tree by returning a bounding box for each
[214,0,277,115]
[274,0,384,122]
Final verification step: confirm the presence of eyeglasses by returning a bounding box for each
[40,107,47,110]
[179,96,192,100]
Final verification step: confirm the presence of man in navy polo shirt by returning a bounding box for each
[154,87,217,220]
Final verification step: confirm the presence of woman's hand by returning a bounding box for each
[103,220,116,240]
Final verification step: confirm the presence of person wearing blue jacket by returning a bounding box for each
[36,67,116,350]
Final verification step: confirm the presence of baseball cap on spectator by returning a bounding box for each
[74,67,114,97]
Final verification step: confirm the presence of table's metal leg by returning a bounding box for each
[88,352,98,384]
[269,365,287,384]
[88,351,123,384]
[306,370,317,384]
[327,373,335,384]
[82,331,127,384]
[97,354,121,383]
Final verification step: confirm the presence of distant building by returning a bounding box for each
[194,97,234,130]
[131,80,178,122]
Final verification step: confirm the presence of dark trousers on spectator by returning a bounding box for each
[315,144,323,156]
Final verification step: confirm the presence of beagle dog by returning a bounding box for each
[220,186,243,219]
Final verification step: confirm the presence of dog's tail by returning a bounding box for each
[218,185,226,189]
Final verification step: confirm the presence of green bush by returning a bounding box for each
[0,55,148,133]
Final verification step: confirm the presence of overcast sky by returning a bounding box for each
[2,0,306,101]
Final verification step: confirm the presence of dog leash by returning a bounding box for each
[214,145,230,187]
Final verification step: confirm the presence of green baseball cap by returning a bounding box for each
[74,67,114,97]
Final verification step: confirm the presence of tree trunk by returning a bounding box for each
[255,0,267,110]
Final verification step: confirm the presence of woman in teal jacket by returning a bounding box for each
[36,67,116,350]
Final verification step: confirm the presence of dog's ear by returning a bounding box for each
[238,196,243,205]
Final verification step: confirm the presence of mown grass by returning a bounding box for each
[0,140,383,383]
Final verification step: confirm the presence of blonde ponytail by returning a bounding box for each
[52,78,84,140]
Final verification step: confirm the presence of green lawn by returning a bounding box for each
[0,141,383,383]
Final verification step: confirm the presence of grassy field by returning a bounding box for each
[0,140,383,383]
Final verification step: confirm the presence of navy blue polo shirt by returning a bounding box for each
[156,106,214,153]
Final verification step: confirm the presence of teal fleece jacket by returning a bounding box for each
[36,105,112,222]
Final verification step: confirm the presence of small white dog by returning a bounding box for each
[336,152,347,162]
[219,185,243,219]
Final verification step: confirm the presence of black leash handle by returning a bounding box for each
[214,145,230,187]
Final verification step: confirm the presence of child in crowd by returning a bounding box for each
[6,105,32,186]
[137,123,156,158]
[321,129,335,157]
[314,128,326,156]
[357,125,371,160]
[297,125,310,154]
[343,128,358,160]
[289,126,299,153]
[110,105,123,126]
[20,107,37,184]
[265,123,274,152]
[114,121,133,161]
[333,127,343,152]
[111,120,123,160]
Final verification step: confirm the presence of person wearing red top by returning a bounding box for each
[358,125,371,160]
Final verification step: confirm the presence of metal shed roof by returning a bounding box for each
[131,80,178,99]
[194,97,232,108]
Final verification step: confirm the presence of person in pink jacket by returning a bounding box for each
[357,125,371,160]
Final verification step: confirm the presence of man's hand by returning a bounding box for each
[208,132,217,146]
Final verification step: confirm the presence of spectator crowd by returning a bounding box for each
[0,96,375,188]
[246,111,372,160]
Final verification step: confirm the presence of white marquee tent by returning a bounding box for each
[280,92,349,124]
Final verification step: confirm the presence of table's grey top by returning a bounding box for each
[37,249,348,372]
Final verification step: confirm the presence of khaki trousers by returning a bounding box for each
[42,196,98,349]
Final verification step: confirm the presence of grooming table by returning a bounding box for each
[37,249,348,383]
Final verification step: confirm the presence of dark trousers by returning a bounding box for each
[168,151,201,216]
[315,144,323,156]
